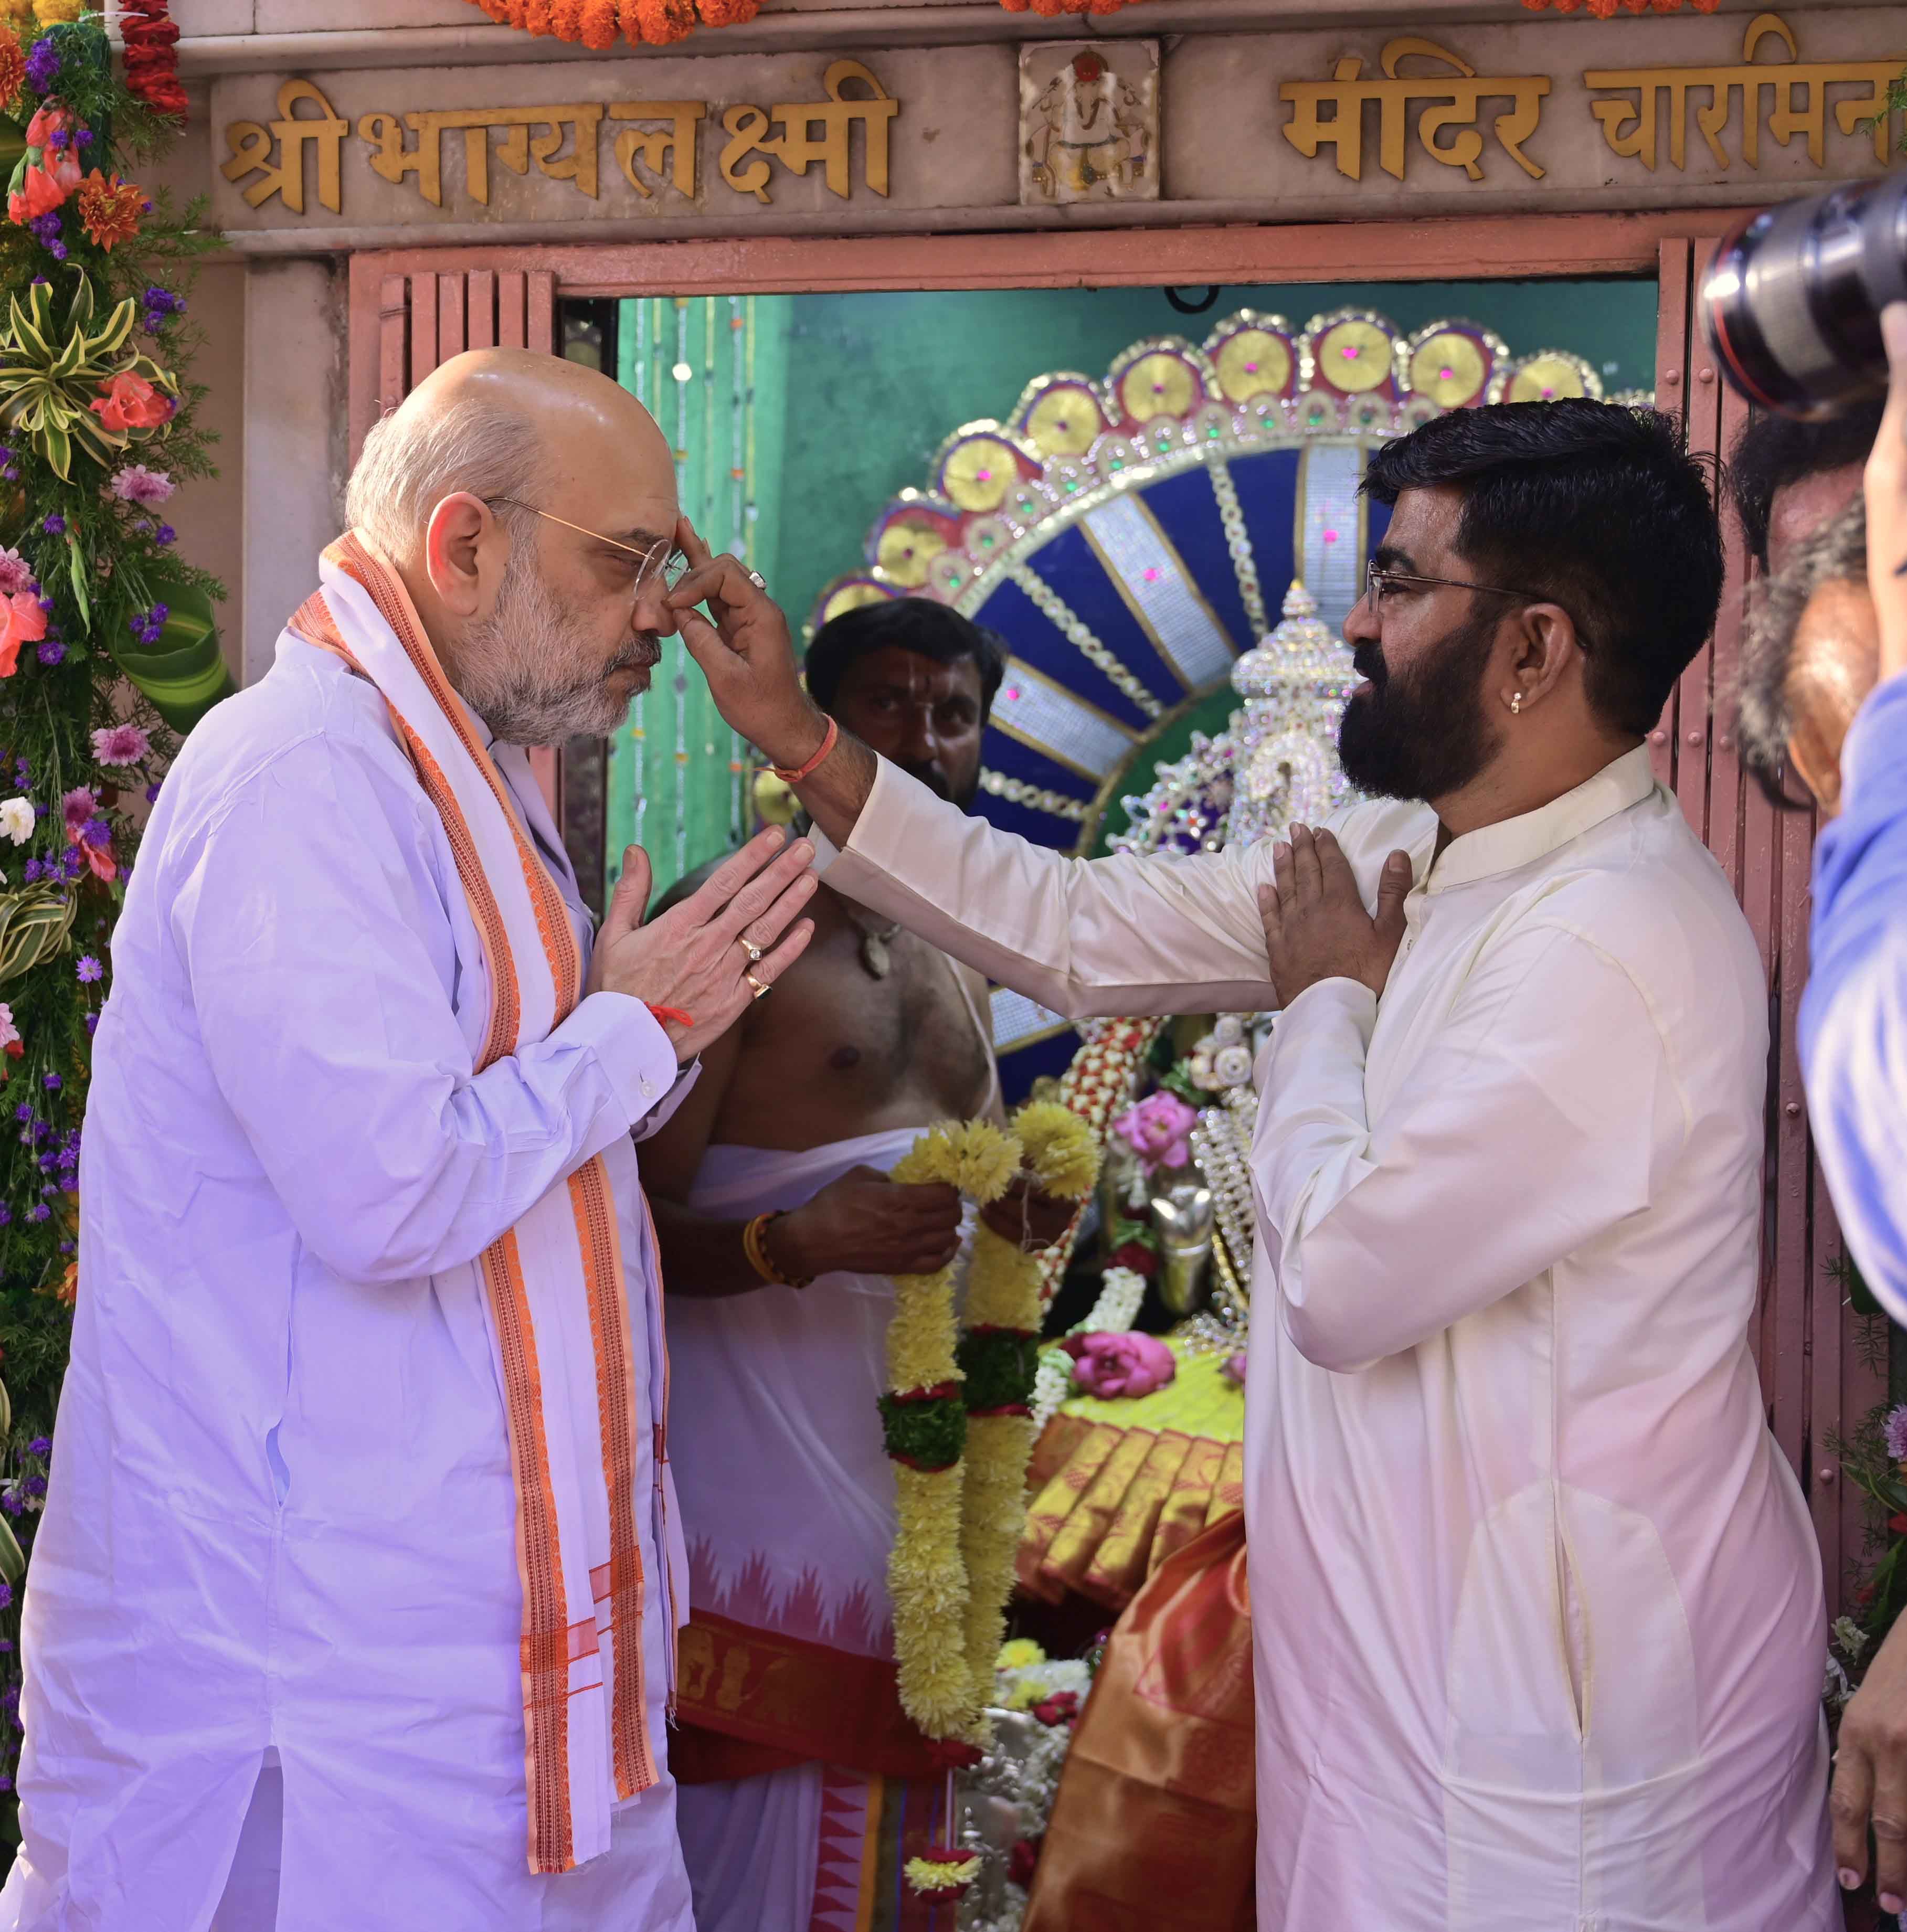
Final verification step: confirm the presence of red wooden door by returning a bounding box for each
[1655,237,1879,1614]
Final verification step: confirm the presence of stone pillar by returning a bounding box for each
[241,258,346,686]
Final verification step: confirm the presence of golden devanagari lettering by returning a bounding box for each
[220,79,348,215]
[609,102,707,198]
[1585,11,1902,174]
[718,59,898,206]
[1278,37,1549,186]
[358,105,604,208]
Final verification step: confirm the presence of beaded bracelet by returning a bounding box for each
[743,1211,812,1289]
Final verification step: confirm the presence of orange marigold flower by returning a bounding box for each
[0,35,23,107]
[696,0,759,23]
[549,0,583,31]
[578,0,618,43]
[627,0,695,43]
[77,169,145,251]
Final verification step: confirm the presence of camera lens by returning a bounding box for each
[1700,170,1907,420]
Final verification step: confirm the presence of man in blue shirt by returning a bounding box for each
[1740,301,1907,1915]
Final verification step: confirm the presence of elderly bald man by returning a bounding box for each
[0,350,817,1932]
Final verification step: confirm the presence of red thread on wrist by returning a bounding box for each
[646,1004,694,1029]
[770,716,838,785]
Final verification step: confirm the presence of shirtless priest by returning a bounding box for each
[643,598,1071,1932]
[667,399,1838,1932]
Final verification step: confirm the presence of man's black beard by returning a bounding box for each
[1337,605,1502,802]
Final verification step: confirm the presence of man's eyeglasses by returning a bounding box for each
[488,498,689,591]
[1362,560,1592,652]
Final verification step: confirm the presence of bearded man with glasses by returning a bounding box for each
[1,348,819,1932]
[671,398,1837,1931]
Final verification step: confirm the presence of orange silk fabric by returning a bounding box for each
[1023,1511,1255,1932]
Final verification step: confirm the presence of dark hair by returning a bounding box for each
[1362,400,1723,738]
[1736,493,1866,807]
[802,597,1007,718]
[1726,398,1884,571]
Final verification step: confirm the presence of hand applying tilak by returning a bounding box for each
[1256,824,1413,1005]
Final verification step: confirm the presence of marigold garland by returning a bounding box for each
[881,1109,1099,1748]
[465,0,1159,42]
[957,1103,1098,1715]
[903,1848,981,1904]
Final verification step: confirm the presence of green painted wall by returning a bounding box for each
[770,278,1659,640]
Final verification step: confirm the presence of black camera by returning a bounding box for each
[1700,168,1907,420]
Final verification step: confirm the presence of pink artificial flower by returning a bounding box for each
[61,786,97,834]
[0,1002,18,1055]
[1111,1091,1198,1173]
[91,373,173,434]
[91,723,150,767]
[108,464,175,507]
[0,591,48,677]
[1221,1351,1248,1388]
[1062,1331,1177,1401]
[0,548,35,597]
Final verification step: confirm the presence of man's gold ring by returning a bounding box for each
[745,972,770,1000]
[738,937,764,964]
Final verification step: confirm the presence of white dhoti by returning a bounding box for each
[668,1129,960,1932]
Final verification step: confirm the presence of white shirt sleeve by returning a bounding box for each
[1257,925,1677,1373]
[817,759,1284,1017]
[171,734,681,1285]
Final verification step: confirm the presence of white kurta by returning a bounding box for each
[817,747,1835,1932]
[2,640,696,1932]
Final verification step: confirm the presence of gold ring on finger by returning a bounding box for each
[745,971,770,1000]
[738,936,764,964]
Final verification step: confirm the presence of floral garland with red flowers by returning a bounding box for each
[464,0,1154,46]
[0,8,224,1818]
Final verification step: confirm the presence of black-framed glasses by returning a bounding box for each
[488,498,688,590]
[1363,559,1592,650]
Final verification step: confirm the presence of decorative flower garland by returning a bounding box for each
[1519,0,1717,11]
[0,9,222,1814]
[466,0,1153,45]
[880,1106,1098,1760]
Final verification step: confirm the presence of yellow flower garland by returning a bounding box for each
[883,1107,1100,1747]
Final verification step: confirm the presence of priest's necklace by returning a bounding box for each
[843,902,902,980]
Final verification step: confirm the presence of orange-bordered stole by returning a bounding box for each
[288,532,655,1875]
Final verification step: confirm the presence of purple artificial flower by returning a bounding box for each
[12,758,27,784]
[75,954,100,984]
[78,816,110,853]
[23,1477,45,1500]
[0,1206,10,1229]
[1885,1405,1907,1464]
[41,1072,59,1092]
[0,1492,20,1519]
[19,859,40,884]
[47,127,68,152]
[57,847,81,882]
[39,514,62,537]
[12,1103,30,1123]
[25,37,59,91]
[26,1204,49,1223]
[34,597,52,616]
[76,127,92,148]
[0,1638,13,1652]
[154,524,175,547]
[26,1439,48,1460]
[35,640,63,667]
[83,1013,97,1037]
[108,465,174,508]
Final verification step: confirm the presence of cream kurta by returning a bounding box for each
[819,747,1834,1932]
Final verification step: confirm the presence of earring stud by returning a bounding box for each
[1510,692,1523,715]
